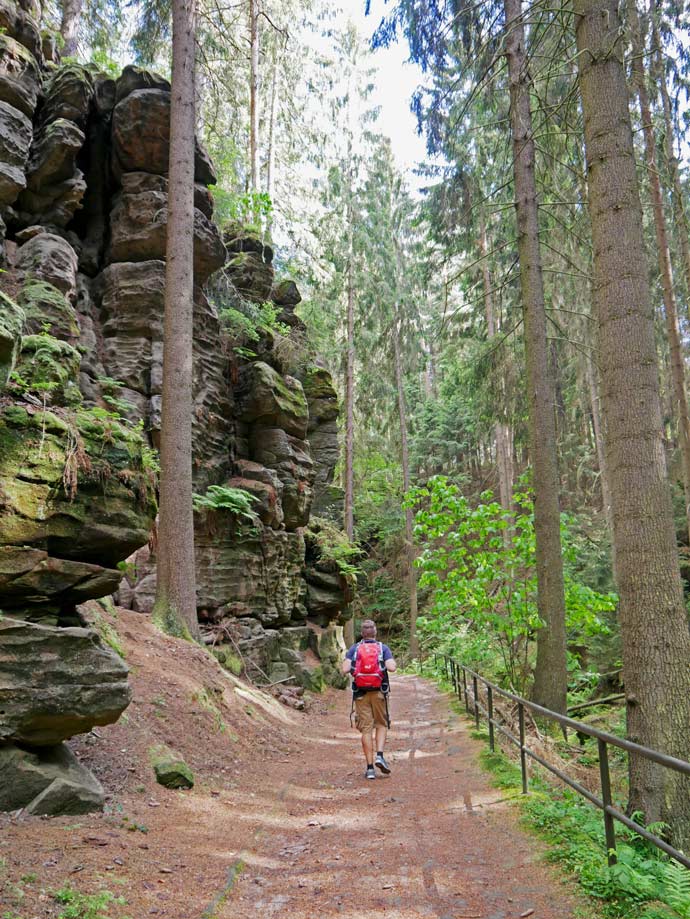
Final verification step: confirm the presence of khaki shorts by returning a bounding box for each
[354,692,388,733]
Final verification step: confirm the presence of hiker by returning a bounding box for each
[341,619,397,780]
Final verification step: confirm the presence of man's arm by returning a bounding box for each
[341,645,355,675]
[383,645,397,672]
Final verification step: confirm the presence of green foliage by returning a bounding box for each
[477,748,690,918]
[407,476,617,693]
[306,516,361,580]
[211,189,273,231]
[52,886,127,919]
[193,484,259,519]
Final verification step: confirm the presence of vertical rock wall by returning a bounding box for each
[0,20,351,703]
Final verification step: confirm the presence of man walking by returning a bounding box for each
[341,619,397,780]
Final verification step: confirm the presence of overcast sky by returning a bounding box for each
[351,0,430,186]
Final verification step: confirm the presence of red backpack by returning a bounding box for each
[353,641,384,691]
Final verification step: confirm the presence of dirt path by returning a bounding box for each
[210,674,587,919]
[1,667,592,919]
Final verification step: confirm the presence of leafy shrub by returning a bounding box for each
[406,476,617,693]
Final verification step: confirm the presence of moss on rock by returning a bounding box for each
[149,744,194,789]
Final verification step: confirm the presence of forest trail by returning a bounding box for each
[1,649,592,919]
[210,675,587,919]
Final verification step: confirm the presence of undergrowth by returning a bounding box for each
[478,744,690,918]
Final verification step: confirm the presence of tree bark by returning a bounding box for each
[575,0,690,850]
[479,209,514,537]
[249,0,260,195]
[60,0,82,57]
[343,184,356,649]
[628,0,690,545]
[503,0,567,714]
[393,315,419,658]
[152,0,200,642]
[585,353,614,538]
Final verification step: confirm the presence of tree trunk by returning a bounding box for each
[655,40,690,327]
[152,0,199,642]
[585,353,613,537]
[60,0,82,57]
[628,0,690,545]
[392,315,419,658]
[575,0,690,850]
[343,191,356,649]
[266,39,279,200]
[504,0,567,714]
[249,0,260,195]
[479,209,514,536]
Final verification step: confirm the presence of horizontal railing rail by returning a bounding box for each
[435,654,690,870]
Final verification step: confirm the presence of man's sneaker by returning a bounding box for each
[365,765,376,780]
[375,753,391,775]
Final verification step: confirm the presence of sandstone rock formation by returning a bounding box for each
[0,19,352,814]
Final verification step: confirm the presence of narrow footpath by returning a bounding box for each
[211,674,588,919]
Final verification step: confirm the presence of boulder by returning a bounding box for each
[115,64,170,103]
[14,333,82,406]
[0,616,131,746]
[0,0,42,59]
[271,279,301,308]
[111,88,216,184]
[225,251,274,303]
[38,64,94,127]
[25,117,85,191]
[0,742,105,814]
[0,100,32,206]
[0,546,121,609]
[237,361,308,439]
[0,403,156,566]
[16,233,78,300]
[41,30,60,64]
[108,172,226,282]
[250,427,315,529]
[0,34,41,117]
[149,744,194,789]
[223,222,273,263]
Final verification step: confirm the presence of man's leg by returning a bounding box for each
[361,729,374,765]
[375,724,387,752]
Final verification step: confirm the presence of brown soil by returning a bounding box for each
[0,610,594,919]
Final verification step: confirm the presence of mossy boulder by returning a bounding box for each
[0,402,156,569]
[13,332,82,406]
[292,662,325,693]
[0,616,131,746]
[19,279,79,340]
[236,362,309,439]
[149,745,194,789]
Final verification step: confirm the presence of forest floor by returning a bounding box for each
[0,610,596,919]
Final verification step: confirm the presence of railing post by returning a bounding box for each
[451,660,458,696]
[462,669,469,713]
[518,702,528,794]
[472,675,480,729]
[598,738,617,866]
[487,684,495,752]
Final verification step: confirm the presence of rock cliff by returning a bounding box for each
[0,13,351,814]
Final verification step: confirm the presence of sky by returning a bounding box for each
[350,0,430,187]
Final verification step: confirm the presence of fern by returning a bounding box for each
[192,485,259,521]
[661,861,690,918]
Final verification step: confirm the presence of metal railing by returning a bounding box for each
[436,654,690,870]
